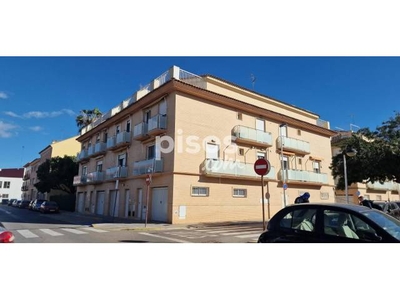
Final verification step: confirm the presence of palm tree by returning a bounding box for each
[76,108,102,132]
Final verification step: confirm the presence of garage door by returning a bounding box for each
[96,191,105,215]
[151,187,168,222]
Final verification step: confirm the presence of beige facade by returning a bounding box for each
[74,66,337,224]
[22,136,80,200]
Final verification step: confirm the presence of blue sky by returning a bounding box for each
[1,56,399,168]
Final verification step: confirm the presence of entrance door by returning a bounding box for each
[78,193,85,213]
[151,187,168,222]
[109,190,119,217]
[137,188,143,220]
[96,191,105,215]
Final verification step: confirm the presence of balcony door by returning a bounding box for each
[206,143,219,160]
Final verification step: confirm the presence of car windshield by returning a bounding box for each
[362,210,400,239]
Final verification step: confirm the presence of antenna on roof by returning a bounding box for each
[250,74,256,90]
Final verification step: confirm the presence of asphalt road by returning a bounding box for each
[0,204,263,243]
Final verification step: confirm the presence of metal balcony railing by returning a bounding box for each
[105,166,128,180]
[278,169,328,184]
[133,122,148,139]
[366,181,399,191]
[200,158,276,179]
[94,142,107,154]
[148,115,167,133]
[232,125,272,147]
[116,131,131,145]
[276,136,310,154]
[86,171,105,183]
[133,158,163,175]
[77,149,88,161]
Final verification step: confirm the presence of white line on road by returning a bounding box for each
[83,227,109,233]
[61,228,88,235]
[17,230,39,238]
[236,233,261,239]
[40,229,64,236]
[139,232,191,243]
[221,230,261,236]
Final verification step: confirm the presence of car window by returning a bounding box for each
[323,210,361,240]
[279,208,317,232]
[362,210,400,240]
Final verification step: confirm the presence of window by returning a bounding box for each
[298,158,302,165]
[376,195,382,201]
[297,129,301,136]
[116,125,121,135]
[280,208,317,232]
[4,181,10,189]
[103,131,108,143]
[118,153,126,166]
[144,110,151,122]
[256,118,265,132]
[233,188,247,198]
[147,145,155,160]
[96,133,100,143]
[0,181,2,188]
[206,143,219,160]
[126,120,131,132]
[191,187,209,197]
[2,194,9,198]
[82,166,87,176]
[159,99,167,115]
[313,161,321,173]
[239,148,244,156]
[283,156,289,170]
[96,161,103,172]
[237,112,243,120]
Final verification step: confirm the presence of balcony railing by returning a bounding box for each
[366,181,400,191]
[94,142,107,154]
[278,169,328,185]
[106,136,116,148]
[116,131,132,144]
[23,173,31,180]
[276,136,310,154]
[147,114,167,135]
[77,149,89,161]
[200,158,276,180]
[86,171,105,183]
[105,166,128,180]
[73,175,87,185]
[133,158,163,176]
[87,145,95,156]
[232,125,272,148]
[133,122,149,140]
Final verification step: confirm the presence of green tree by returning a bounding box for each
[75,108,102,131]
[34,155,79,194]
[330,111,400,189]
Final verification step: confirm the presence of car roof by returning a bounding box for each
[284,203,374,213]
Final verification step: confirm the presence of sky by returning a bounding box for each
[2,1,399,297]
[1,56,399,169]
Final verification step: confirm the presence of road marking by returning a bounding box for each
[83,227,109,233]
[17,230,39,238]
[221,230,261,236]
[40,229,64,236]
[139,232,191,243]
[61,228,88,235]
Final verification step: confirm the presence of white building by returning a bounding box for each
[0,168,24,201]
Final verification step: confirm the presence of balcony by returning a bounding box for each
[86,171,105,184]
[200,158,276,180]
[107,131,132,151]
[278,169,328,185]
[147,114,167,136]
[87,145,95,156]
[133,158,163,176]
[94,142,107,156]
[105,166,128,180]
[276,136,310,155]
[77,149,89,162]
[133,122,149,141]
[366,181,400,191]
[21,184,29,191]
[23,173,31,180]
[73,175,87,186]
[232,125,272,148]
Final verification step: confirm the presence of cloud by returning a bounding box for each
[4,109,77,119]
[0,121,17,138]
[0,92,8,99]
[29,126,43,132]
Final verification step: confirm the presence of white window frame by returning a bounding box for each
[233,188,247,198]
[191,187,209,197]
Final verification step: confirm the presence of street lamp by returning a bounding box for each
[279,123,287,207]
[343,147,357,204]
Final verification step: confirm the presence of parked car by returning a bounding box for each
[18,200,31,209]
[258,203,400,243]
[8,199,17,206]
[28,200,35,210]
[0,226,14,243]
[1,199,9,205]
[31,199,46,211]
[39,201,60,214]
[11,199,21,207]
[373,201,400,220]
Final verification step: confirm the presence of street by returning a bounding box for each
[0,205,263,243]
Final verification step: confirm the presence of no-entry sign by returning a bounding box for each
[254,158,271,176]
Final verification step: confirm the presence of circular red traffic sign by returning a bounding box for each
[254,158,271,176]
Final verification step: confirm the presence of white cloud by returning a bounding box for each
[4,109,77,119]
[0,92,8,99]
[29,126,43,132]
[0,121,17,138]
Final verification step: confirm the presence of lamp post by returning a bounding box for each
[279,123,287,207]
[343,147,357,204]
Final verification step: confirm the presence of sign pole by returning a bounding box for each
[144,174,152,228]
[261,175,266,231]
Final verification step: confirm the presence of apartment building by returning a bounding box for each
[331,131,400,203]
[73,66,337,224]
[0,168,24,201]
[22,136,80,200]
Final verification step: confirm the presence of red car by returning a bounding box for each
[39,201,60,213]
[0,226,14,243]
